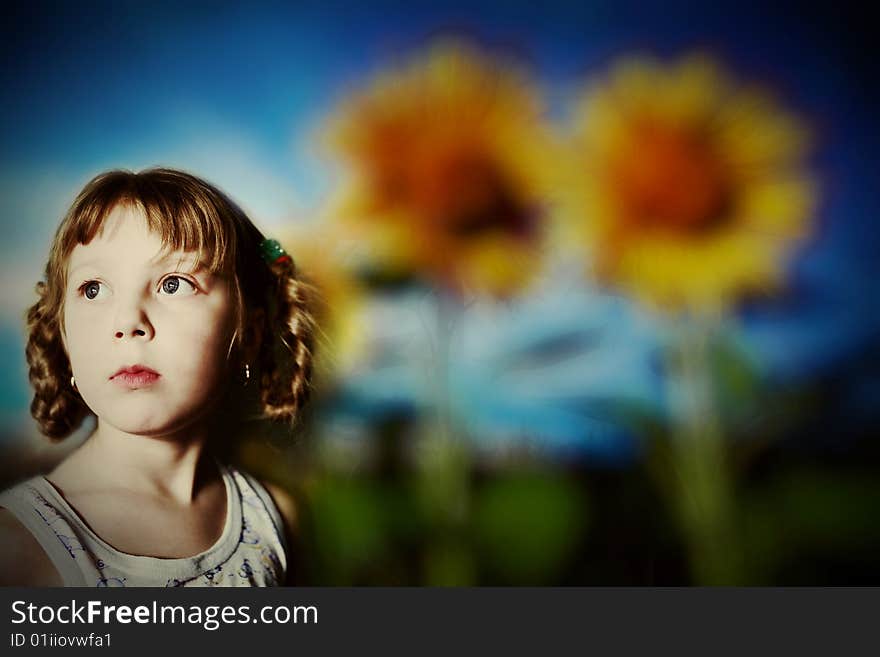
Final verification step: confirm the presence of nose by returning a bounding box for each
[113,298,155,341]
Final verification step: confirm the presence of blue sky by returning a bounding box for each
[2,0,873,253]
[1,0,876,449]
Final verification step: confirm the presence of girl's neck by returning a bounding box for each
[51,420,218,506]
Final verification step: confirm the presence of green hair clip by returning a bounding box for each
[260,238,293,267]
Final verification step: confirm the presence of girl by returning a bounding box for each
[0,168,315,586]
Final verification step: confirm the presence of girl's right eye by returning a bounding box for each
[79,281,106,300]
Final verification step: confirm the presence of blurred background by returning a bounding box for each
[1,0,878,584]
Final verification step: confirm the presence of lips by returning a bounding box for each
[111,364,160,388]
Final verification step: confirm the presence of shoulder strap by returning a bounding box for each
[231,467,290,559]
[0,480,89,586]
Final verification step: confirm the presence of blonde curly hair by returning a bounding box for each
[26,168,315,439]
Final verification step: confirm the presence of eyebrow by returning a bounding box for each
[69,254,207,275]
[154,253,207,269]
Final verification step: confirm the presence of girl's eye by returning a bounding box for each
[159,276,197,296]
[79,281,106,300]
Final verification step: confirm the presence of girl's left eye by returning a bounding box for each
[159,276,198,296]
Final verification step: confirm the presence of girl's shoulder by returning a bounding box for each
[0,506,64,586]
[226,464,298,534]
[259,480,299,539]
[224,464,299,571]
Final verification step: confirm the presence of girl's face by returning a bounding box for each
[63,204,237,437]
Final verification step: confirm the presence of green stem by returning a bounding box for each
[668,320,744,585]
[421,288,473,585]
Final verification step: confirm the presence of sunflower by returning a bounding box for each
[565,53,817,311]
[323,41,557,299]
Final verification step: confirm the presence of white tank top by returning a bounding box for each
[0,463,287,587]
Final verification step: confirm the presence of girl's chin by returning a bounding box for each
[90,393,219,436]
[103,422,177,436]
[99,410,212,438]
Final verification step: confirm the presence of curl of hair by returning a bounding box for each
[256,260,317,426]
[25,282,90,439]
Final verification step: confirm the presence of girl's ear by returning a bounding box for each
[242,308,265,365]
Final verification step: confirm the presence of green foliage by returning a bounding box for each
[307,477,389,584]
[472,472,589,584]
[742,470,880,584]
